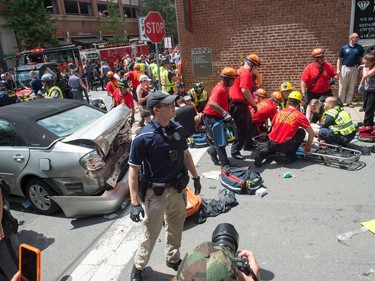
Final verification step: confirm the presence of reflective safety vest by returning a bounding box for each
[188,88,208,106]
[139,62,146,73]
[323,106,356,136]
[149,63,159,80]
[160,66,176,92]
[46,86,64,99]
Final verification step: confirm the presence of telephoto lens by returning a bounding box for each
[211,223,239,254]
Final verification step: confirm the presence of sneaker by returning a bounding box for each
[130,265,143,281]
[166,259,182,271]
[231,152,245,160]
[209,153,220,165]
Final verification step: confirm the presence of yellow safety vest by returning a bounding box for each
[160,66,176,92]
[46,86,64,99]
[189,88,208,106]
[149,63,159,80]
[139,62,146,73]
[323,106,356,136]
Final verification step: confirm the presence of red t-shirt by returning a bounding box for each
[112,88,134,109]
[106,79,118,96]
[229,66,253,105]
[269,107,311,144]
[128,70,143,89]
[250,99,278,124]
[301,62,337,94]
[203,81,230,118]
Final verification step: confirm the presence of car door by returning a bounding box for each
[0,119,30,194]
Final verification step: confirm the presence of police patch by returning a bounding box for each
[174,132,181,141]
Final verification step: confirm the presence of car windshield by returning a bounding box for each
[37,105,104,137]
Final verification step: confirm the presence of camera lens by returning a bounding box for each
[211,223,239,254]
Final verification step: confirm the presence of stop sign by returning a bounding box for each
[144,11,165,43]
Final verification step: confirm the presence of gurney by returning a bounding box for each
[252,134,362,169]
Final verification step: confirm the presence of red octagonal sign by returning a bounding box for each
[144,11,165,43]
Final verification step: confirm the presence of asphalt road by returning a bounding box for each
[9,90,375,281]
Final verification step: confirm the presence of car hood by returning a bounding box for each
[62,104,131,156]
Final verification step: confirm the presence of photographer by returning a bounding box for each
[128,91,201,281]
[174,223,260,281]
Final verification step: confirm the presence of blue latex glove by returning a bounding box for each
[358,84,364,94]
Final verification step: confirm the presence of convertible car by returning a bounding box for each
[0,99,132,217]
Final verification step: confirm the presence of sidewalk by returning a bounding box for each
[344,105,364,125]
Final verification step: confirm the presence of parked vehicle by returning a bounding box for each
[80,43,149,68]
[16,45,82,74]
[0,99,132,217]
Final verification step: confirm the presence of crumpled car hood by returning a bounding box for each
[62,104,131,156]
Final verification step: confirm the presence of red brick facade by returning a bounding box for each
[175,0,354,95]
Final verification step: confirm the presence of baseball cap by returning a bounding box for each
[139,74,151,82]
[183,95,192,101]
[147,91,178,109]
[175,242,240,281]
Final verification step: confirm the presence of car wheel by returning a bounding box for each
[26,179,60,215]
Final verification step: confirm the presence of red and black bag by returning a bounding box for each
[219,166,263,195]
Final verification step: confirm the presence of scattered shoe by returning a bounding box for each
[166,259,182,271]
[130,265,143,281]
[231,153,245,160]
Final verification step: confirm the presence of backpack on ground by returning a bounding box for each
[187,133,208,148]
[220,166,263,195]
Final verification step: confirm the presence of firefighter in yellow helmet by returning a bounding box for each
[279,81,294,109]
[254,91,314,167]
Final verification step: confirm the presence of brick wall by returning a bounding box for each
[176,0,353,96]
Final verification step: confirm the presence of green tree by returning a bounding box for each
[141,0,178,42]
[101,0,126,43]
[0,0,58,50]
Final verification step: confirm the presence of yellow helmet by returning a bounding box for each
[288,91,302,102]
[280,81,294,92]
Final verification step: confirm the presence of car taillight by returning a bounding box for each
[80,151,105,171]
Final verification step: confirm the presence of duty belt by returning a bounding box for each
[148,180,175,189]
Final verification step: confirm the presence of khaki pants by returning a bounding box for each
[134,187,187,270]
[338,65,358,104]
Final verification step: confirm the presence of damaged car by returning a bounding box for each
[0,99,132,217]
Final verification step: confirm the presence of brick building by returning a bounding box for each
[175,0,375,97]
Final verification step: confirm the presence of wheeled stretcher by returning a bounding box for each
[252,134,362,169]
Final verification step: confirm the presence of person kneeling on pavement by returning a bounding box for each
[255,91,314,167]
[318,96,356,146]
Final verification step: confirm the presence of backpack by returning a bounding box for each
[187,133,208,148]
[220,166,263,195]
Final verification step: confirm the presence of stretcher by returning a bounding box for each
[252,134,362,169]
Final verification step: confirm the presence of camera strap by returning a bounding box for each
[308,63,325,92]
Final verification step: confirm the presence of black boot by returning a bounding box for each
[130,265,143,281]
[166,259,182,271]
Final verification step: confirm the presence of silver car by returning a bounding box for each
[0,99,132,217]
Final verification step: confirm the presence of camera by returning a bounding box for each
[212,223,253,277]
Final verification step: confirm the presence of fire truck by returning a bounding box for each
[16,45,82,74]
[80,42,149,68]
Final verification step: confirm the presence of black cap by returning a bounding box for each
[147,91,178,109]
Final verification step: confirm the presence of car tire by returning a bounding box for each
[26,179,60,215]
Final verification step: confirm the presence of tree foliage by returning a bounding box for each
[101,0,127,43]
[141,0,178,42]
[0,0,58,50]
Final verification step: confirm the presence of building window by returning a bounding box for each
[44,0,59,14]
[64,0,92,16]
[124,6,138,18]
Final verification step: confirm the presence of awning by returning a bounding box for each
[72,38,105,45]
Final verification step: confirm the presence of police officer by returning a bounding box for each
[41,74,63,99]
[128,91,202,281]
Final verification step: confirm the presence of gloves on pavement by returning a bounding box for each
[192,177,202,195]
[130,204,144,222]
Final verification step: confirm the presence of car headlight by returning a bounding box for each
[80,151,106,171]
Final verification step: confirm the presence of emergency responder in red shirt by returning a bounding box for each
[112,79,135,126]
[229,54,259,159]
[250,89,282,135]
[105,71,118,97]
[254,91,314,167]
[124,63,144,102]
[203,67,238,166]
[301,48,338,111]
